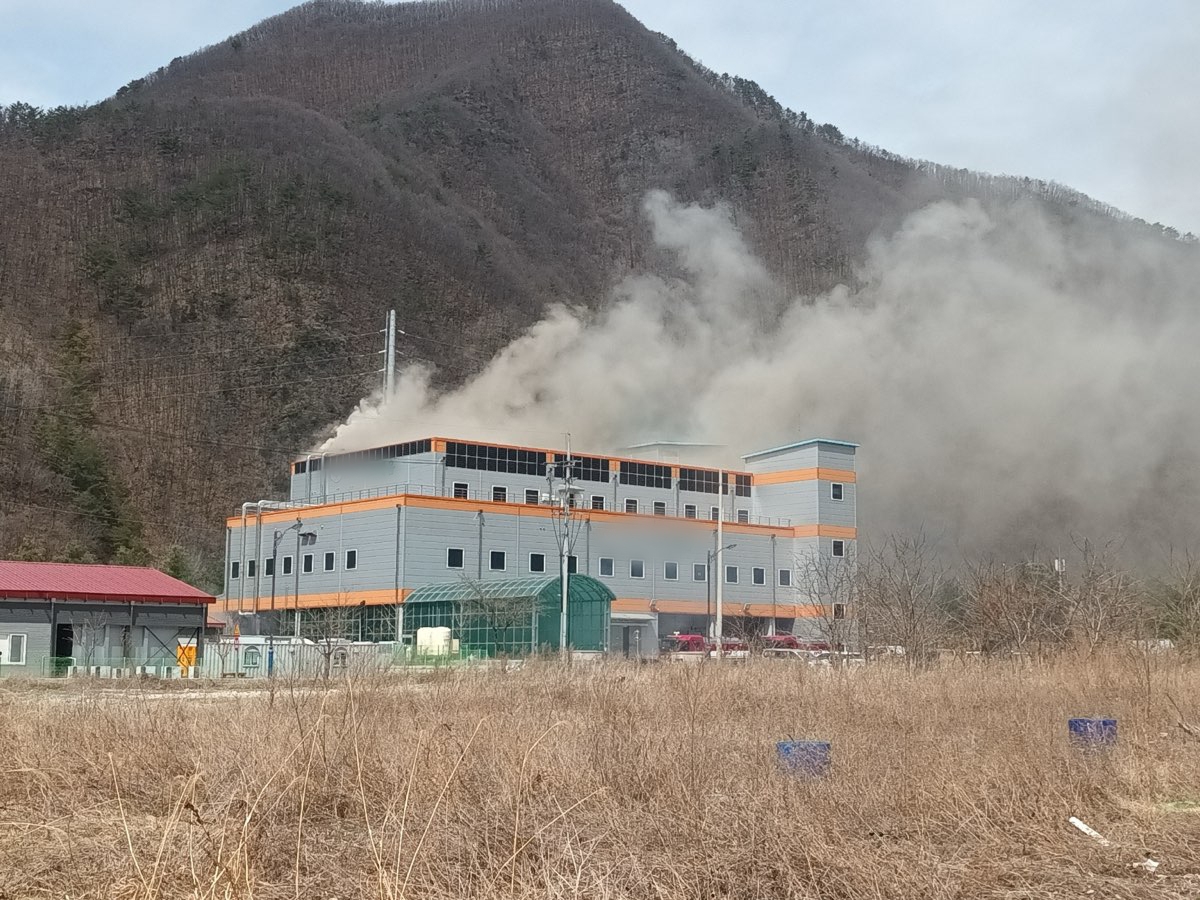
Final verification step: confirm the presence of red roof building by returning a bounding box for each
[0,561,213,604]
[0,561,213,678]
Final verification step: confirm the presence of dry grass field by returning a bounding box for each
[2,655,1200,899]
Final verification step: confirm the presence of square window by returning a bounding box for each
[831,482,844,501]
[710,506,719,521]
[230,561,240,580]
[653,501,666,516]
[693,563,708,582]
[625,498,638,514]
[778,568,791,586]
[664,561,679,581]
[529,552,545,573]
[346,549,358,570]
[447,548,464,569]
[302,554,314,574]
[490,550,506,571]
[832,540,845,558]
[282,556,293,576]
[753,567,765,585]
[591,495,605,511]
[684,504,696,519]
[492,486,507,503]
[323,551,335,572]
[247,559,257,578]
[630,559,645,579]
[265,557,275,577]
[568,555,579,574]
[833,603,847,620]
[525,489,540,505]
[599,557,614,577]
[725,565,738,584]
[737,510,749,524]
[453,482,469,499]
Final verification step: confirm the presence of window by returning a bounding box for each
[693,563,708,582]
[492,486,508,503]
[831,482,844,501]
[725,565,738,584]
[265,557,275,577]
[737,510,749,524]
[300,532,317,546]
[325,439,431,469]
[619,461,672,489]
[599,557,615,577]
[630,559,645,579]
[568,555,579,574]
[323,551,335,572]
[625,498,638,514]
[490,550,506,571]
[664,561,679,581]
[710,506,720,521]
[243,647,261,668]
[525,488,540,505]
[653,501,667,516]
[832,540,846,558]
[453,482,469,499]
[779,568,791,586]
[447,548,464,569]
[2,634,26,665]
[282,556,293,576]
[247,559,257,578]
[684,504,697,519]
[446,441,546,476]
[591,495,605,511]
[230,561,240,580]
[734,474,751,498]
[753,567,765,586]
[302,553,314,574]
[833,603,847,620]
[556,453,610,483]
[529,552,546,573]
[346,549,358,570]
[679,467,720,494]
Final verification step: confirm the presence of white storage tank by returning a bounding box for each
[416,626,452,656]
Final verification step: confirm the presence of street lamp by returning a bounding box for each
[267,519,303,675]
[706,543,737,641]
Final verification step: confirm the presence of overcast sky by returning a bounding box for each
[3,0,1197,232]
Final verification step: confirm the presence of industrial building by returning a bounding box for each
[219,436,858,657]
[0,560,213,677]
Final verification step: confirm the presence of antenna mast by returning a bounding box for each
[383,309,397,399]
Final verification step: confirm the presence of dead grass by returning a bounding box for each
[2,654,1199,899]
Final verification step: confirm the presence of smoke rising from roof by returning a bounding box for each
[322,190,1200,556]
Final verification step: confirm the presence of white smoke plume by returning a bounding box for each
[322,190,1200,557]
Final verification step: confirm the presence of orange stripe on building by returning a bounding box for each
[215,588,411,614]
[612,598,826,619]
[227,495,856,540]
[753,467,857,486]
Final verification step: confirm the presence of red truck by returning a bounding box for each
[659,633,750,661]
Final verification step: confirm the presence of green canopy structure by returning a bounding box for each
[402,575,612,657]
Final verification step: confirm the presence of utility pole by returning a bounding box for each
[557,434,577,660]
[715,469,724,660]
[383,309,397,399]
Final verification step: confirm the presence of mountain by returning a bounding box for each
[0,0,1175,584]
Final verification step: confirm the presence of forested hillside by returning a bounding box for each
[0,0,1179,587]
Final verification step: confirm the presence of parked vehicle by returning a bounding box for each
[658,633,750,661]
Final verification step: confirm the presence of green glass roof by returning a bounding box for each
[406,575,614,607]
